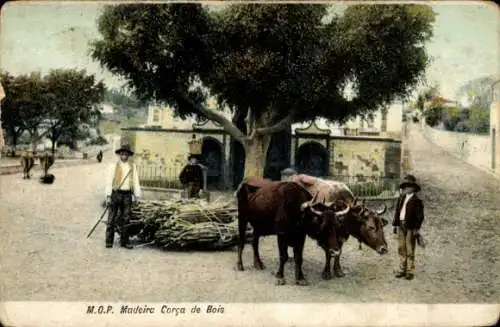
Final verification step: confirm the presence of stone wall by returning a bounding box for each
[423,123,493,172]
[329,137,400,178]
[127,128,402,183]
[123,128,231,183]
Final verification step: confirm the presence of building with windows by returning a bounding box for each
[122,99,404,190]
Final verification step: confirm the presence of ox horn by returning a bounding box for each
[376,203,387,215]
[334,205,350,217]
[300,201,312,212]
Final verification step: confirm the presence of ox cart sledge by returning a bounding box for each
[88,197,253,250]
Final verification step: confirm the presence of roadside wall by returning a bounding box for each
[422,122,493,174]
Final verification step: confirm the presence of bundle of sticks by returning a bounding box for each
[130,198,253,250]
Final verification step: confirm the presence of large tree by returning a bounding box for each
[43,69,105,153]
[91,3,436,178]
[0,69,105,153]
[1,71,25,152]
[0,71,48,150]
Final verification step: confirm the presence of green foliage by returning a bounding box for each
[442,107,461,131]
[0,69,106,150]
[467,107,490,134]
[0,71,47,145]
[454,121,469,133]
[44,69,106,150]
[86,136,109,146]
[104,88,148,118]
[91,3,436,128]
[438,106,489,135]
[424,104,444,127]
[90,3,436,177]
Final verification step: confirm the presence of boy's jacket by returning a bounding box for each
[392,194,425,230]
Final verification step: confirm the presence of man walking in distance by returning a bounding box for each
[392,174,425,280]
[104,144,142,249]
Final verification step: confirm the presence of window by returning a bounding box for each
[152,109,160,122]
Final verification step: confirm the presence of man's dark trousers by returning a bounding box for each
[106,190,132,247]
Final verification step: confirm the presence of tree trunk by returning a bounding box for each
[11,132,18,156]
[243,134,272,179]
[51,139,56,155]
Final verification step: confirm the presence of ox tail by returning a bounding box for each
[233,177,248,198]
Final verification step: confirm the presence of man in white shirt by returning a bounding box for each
[104,144,142,249]
[392,174,425,280]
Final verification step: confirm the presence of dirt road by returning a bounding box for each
[0,126,498,303]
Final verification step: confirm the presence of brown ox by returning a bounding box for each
[235,177,349,286]
[20,151,36,179]
[291,174,389,279]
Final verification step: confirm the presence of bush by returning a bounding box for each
[424,104,445,127]
[412,116,420,123]
[454,121,470,133]
[442,107,461,131]
[468,107,489,134]
[86,136,109,146]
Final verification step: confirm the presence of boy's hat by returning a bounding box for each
[399,174,421,192]
[115,144,134,156]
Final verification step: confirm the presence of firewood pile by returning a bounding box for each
[130,198,253,250]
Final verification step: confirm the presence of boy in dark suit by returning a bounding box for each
[392,174,425,280]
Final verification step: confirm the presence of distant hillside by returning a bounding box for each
[103,89,149,118]
[455,76,497,110]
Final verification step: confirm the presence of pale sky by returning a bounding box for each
[1,1,499,100]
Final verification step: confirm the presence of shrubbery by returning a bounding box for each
[86,136,109,146]
[424,104,444,127]
[427,105,490,135]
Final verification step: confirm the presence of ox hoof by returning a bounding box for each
[236,263,244,271]
[321,271,333,280]
[254,261,265,270]
[334,270,345,278]
[275,278,286,286]
[295,279,309,286]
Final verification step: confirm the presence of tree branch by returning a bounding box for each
[245,107,258,139]
[176,90,246,144]
[254,112,295,135]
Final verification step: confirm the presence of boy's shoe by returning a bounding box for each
[394,271,406,278]
[405,273,414,280]
[105,244,113,248]
[121,244,133,249]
